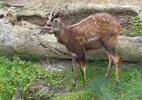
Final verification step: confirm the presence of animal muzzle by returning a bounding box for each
[40,30,48,34]
[39,27,49,34]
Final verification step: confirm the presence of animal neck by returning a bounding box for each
[55,25,69,44]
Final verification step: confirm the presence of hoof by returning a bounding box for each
[113,81,119,88]
[68,84,76,92]
[104,73,110,80]
[83,82,87,87]
[103,75,110,82]
[68,86,74,92]
[104,76,109,81]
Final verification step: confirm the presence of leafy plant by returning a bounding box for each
[121,16,142,36]
[0,56,45,100]
[0,56,67,100]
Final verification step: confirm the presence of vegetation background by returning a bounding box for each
[0,55,142,100]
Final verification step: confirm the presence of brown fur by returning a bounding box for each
[54,13,120,55]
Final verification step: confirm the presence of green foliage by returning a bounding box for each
[0,56,142,100]
[55,89,95,100]
[54,61,142,100]
[45,70,63,85]
[0,56,45,100]
[121,16,142,36]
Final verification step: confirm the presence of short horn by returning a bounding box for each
[48,6,56,20]
[53,10,59,18]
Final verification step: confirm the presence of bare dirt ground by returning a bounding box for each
[40,58,71,72]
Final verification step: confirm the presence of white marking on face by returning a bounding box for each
[71,53,77,57]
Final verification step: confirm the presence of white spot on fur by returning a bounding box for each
[71,53,77,57]
[107,52,111,61]
[84,67,86,74]
[68,16,93,28]
[88,37,98,42]
[44,26,48,28]
[90,32,96,35]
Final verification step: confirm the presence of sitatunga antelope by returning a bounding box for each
[40,8,120,91]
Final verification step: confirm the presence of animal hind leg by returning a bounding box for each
[101,36,119,81]
[105,51,113,80]
[109,49,120,82]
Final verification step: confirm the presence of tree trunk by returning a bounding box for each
[0,19,142,62]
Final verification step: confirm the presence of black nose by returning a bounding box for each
[40,30,43,33]
[38,27,46,34]
[47,24,52,27]
[40,30,47,34]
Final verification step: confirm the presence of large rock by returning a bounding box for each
[0,0,142,62]
[2,0,142,16]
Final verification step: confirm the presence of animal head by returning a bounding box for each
[40,7,64,34]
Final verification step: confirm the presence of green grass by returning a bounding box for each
[0,56,66,100]
[0,56,58,100]
[54,61,142,100]
[0,56,46,100]
[0,56,142,100]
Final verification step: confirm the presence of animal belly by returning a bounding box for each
[85,39,102,50]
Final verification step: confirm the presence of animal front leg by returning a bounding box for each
[79,57,86,86]
[70,56,77,91]
[110,51,120,83]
